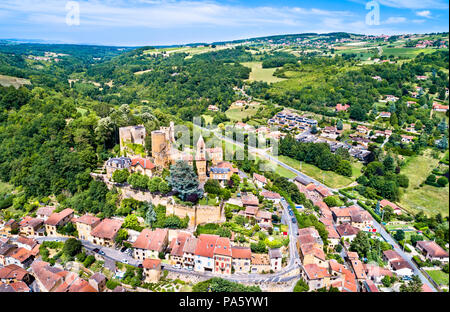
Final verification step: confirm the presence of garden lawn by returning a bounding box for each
[427,269,449,286]
[399,150,449,217]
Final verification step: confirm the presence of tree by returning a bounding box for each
[390,112,398,127]
[294,278,310,292]
[145,204,157,227]
[350,232,371,258]
[383,155,395,172]
[426,174,436,185]
[394,230,405,242]
[336,120,343,131]
[112,169,129,184]
[204,179,222,195]
[127,173,149,190]
[158,181,171,194]
[115,229,129,246]
[62,238,82,257]
[123,214,142,231]
[381,275,391,287]
[437,176,448,187]
[148,177,162,193]
[168,161,203,202]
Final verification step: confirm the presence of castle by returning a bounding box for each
[119,125,146,156]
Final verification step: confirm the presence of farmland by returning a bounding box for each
[0,74,31,88]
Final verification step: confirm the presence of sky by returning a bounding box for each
[0,0,448,46]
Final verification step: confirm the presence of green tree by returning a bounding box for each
[112,169,130,184]
[158,181,171,194]
[294,278,310,292]
[168,161,203,202]
[62,238,82,257]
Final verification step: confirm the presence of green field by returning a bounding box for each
[225,104,261,122]
[241,62,286,84]
[276,155,362,189]
[427,269,449,287]
[399,150,449,217]
[382,47,443,58]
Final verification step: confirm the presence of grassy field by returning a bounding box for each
[382,47,442,58]
[0,74,31,88]
[427,269,449,287]
[399,150,449,217]
[276,155,362,189]
[241,62,286,84]
[225,103,261,122]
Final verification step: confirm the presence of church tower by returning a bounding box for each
[196,135,207,183]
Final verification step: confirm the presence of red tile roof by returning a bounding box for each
[303,263,331,280]
[416,241,449,258]
[213,237,232,257]
[143,258,161,270]
[253,173,267,184]
[131,158,156,170]
[45,208,74,226]
[36,206,56,217]
[169,232,191,257]
[194,234,219,258]
[133,228,168,252]
[74,214,101,226]
[336,223,360,237]
[231,246,251,259]
[242,194,259,207]
[0,264,29,281]
[10,247,33,263]
[90,218,123,240]
[260,191,281,200]
[31,261,63,291]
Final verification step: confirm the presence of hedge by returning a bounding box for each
[357,200,382,223]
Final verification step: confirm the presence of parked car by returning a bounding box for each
[291,218,297,224]
[98,250,106,256]
[93,248,100,253]
[289,211,294,216]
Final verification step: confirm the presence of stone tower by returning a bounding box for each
[151,130,170,168]
[195,135,207,183]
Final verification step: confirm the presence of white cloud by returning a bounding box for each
[350,0,448,9]
[382,16,407,24]
[416,10,432,18]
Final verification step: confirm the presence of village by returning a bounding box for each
[0,116,447,293]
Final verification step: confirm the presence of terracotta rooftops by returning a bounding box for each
[132,228,168,252]
[143,258,161,270]
[214,237,232,257]
[90,218,123,240]
[45,208,73,226]
[303,263,331,280]
[74,214,101,226]
[194,234,219,258]
[131,158,156,170]
[416,241,449,258]
[253,173,267,184]
[231,246,251,259]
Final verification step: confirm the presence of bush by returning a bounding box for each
[106,280,120,290]
[437,177,448,187]
[83,255,96,268]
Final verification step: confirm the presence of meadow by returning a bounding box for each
[241,61,286,84]
[399,150,449,217]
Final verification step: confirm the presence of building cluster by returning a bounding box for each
[268,110,318,132]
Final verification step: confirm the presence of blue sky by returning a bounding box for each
[0,0,448,46]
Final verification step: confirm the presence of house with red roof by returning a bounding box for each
[253,173,268,189]
[300,263,332,291]
[194,234,219,273]
[44,208,74,236]
[143,258,162,283]
[231,246,251,273]
[74,214,101,241]
[416,241,449,263]
[336,103,350,112]
[214,237,232,275]
[132,228,169,260]
[90,218,123,248]
[129,158,156,177]
[168,232,192,267]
